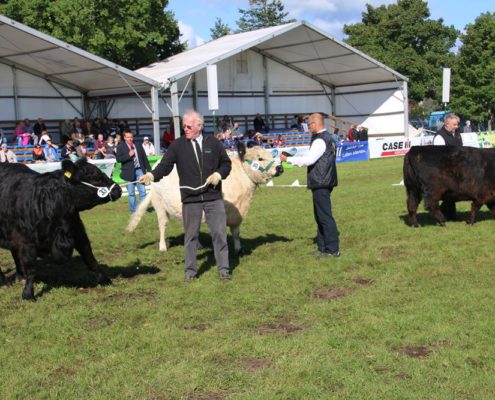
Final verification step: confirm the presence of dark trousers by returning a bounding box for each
[182,199,229,277]
[312,187,339,254]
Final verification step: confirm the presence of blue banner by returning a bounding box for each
[336,142,369,163]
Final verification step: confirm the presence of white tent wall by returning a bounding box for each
[335,82,406,135]
[0,62,83,123]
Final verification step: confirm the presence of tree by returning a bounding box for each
[210,17,231,40]
[0,0,184,70]
[450,12,495,128]
[236,0,295,33]
[343,0,458,102]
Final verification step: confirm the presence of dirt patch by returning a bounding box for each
[98,290,157,302]
[466,357,484,369]
[49,366,78,377]
[352,278,374,286]
[183,323,212,331]
[184,393,227,400]
[395,371,411,380]
[373,365,390,374]
[257,321,303,335]
[380,247,407,258]
[398,345,432,359]
[240,358,272,371]
[83,317,114,329]
[78,287,107,294]
[313,287,354,300]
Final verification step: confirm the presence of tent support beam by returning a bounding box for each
[170,81,181,139]
[151,86,160,148]
[403,81,409,138]
[263,55,270,123]
[12,65,19,122]
[47,80,83,117]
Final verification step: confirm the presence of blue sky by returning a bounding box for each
[167,0,492,48]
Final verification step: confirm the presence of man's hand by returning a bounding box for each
[280,151,291,162]
[129,149,135,157]
[139,172,154,185]
[206,172,222,187]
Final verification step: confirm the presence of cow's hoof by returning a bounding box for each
[22,292,36,301]
[436,222,446,227]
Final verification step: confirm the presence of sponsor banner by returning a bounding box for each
[270,142,369,163]
[369,136,412,158]
[476,131,495,148]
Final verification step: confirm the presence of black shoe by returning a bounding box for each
[219,271,232,281]
[318,251,341,258]
[184,274,196,283]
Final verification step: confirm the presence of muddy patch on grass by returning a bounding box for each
[352,277,374,286]
[240,358,272,371]
[184,393,227,400]
[49,366,78,377]
[183,322,212,331]
[398,345,432,359]
[257,320,303,335]
[313,287,354,300]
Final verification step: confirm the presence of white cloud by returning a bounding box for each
[178,20,206,49]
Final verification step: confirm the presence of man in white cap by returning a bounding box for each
[142,136,156,156]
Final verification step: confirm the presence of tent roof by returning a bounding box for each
[0,14,160,96]
[136,21,407,89]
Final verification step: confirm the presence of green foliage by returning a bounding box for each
[2,159,495,398]
[236,0,295,33]
[0,0,184,70]
[450,12,495,127]
[343,0,458,102]
[210,17,231,40]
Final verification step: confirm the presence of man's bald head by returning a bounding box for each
[308,113,325,133]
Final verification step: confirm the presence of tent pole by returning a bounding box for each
[151,86,160,149]
[170,81,181,139]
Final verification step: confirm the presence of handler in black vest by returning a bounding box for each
[139,110,232,281]
[433,113,462,220]
[280,112,340,258]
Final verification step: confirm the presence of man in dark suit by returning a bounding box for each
[116,130,151,213]
[139,110,232,281]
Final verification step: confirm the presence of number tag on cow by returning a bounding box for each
[97,187,110,198]
[250,161,260,171]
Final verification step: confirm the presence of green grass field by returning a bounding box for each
[1,156,495,399]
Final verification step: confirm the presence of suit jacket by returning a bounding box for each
[116,141,151,181]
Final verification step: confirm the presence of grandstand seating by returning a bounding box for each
[6,144,95,163]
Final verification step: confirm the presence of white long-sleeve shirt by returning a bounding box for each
[287,133,326,167]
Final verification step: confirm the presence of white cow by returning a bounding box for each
[127,143,284,254]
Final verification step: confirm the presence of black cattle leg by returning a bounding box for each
[467,201,482,225]
[17,246,38,300]
[72,215,111,285]
[406,188,421,227]
[425,195,446,226]
[486,201,495,220]
[0,268,11,287]
[11,248,27,282]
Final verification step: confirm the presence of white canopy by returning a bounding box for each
[136,21,407,89]
[0,14,160,96]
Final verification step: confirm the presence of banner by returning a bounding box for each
[369,136,412,158]
[336,141,369,163]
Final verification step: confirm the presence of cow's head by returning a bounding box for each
[62,158,122,211]
[236,141,284,184]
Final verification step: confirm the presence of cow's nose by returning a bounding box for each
[275,164,284,176]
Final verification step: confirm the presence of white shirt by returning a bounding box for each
[433,135,446,145]
[288,130,326,167]
[142,141,156,156]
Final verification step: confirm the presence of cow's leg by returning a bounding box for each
[467,201,483,225]
[72,214,111,285]
[406,187,421,227]
[16,246,37,300]
[230,225,243,255]
[11,248,26,281]
[424,194,446,226]
[486,201,495,219]
[0,267,10,287]
[152,191,169,252]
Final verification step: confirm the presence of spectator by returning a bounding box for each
[23,119,35,145]
[116,130,151,213]
[142,136,156,156]
[253,132,264,146]
[0,128,5,145]
[73,140,87,158]
[222,129,237,150]
[94,133,107,159]
[220,115,232,132]
[114,133,122,147]
[273,134,286,147]
[463,120,472,133]
[253,113,267,132]
[81,119,91,135]
[0,144,17,163]
[32,143,46,163]
[359,126,368,141]
[332,127,340,142]
[104,136,117,158]
[290,115,299,129]
[60,139,77,161]
[301,116,309,133]
[162,129,175,149]
[72,118,83,136]
[139,110,232,282]
[38,130,52,147]
[85,133,96,147]
[60,119,73,144]
[14,120,25,146]
[32,118,46,145]
[348,125,358,142]
[44,139,59,162]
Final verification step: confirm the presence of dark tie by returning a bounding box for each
[193,139,202,169]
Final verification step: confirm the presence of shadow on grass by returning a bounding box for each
[399,210,494,227]
[29,257,160,298]
[164,232,291,277]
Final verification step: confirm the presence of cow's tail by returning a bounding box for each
[403,150,420,192]
[126,188,153,232]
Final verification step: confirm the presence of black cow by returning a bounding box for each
[0,158,122,300]
[403,145,495,227]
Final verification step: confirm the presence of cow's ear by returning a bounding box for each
[61,159,75,180]
[237,141,246,161]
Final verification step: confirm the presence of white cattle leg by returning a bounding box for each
[151,190,169,252]
[230,225,242,255]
